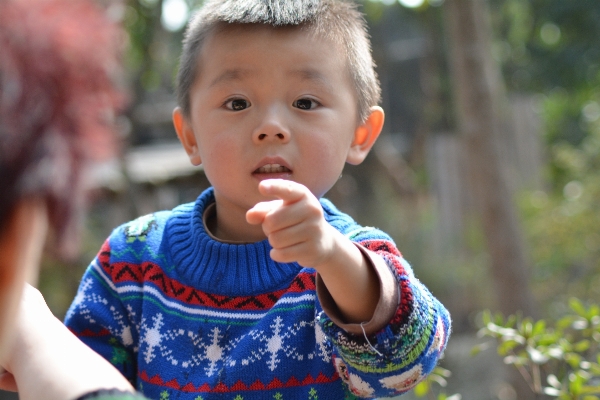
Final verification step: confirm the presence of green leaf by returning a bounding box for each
[574,339,591,352]
[481,310,492,326]
[506,314,517,328]
[569,371,589,395]
[533,320,547,336]
[494,312,506,326]
[498,340,521,355]
[571,298,588,317]
[558,316,577,331]
[588,362,600,374]
[538,335,560,347]
[580,386,600,395]
[414,381,429,397]
[588,307,600,321]
[471,342,491,356]
[566,353,583,368]
[521,320,534,337]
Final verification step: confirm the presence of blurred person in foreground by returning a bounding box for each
[0,0,148,399]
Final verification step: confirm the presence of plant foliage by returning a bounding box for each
[476,299,600,399]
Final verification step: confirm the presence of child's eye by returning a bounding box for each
[293,98,320,110]
[224,98,251,111]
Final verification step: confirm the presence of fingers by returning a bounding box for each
[265,219,313,250]
[246,199,283,225]
[247,180,332,267]
[269,222,337,267]
[258,179,305,205]
[247,179,315,228]
[270,243,310,264]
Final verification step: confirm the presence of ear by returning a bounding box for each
[346,106,385,165]
[173,107,202,166]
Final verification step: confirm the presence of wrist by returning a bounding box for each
[311,225,357,274]
[312,233,380,323]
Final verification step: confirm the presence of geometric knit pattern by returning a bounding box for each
[65,187,451,400]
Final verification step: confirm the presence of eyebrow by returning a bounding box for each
[208,67,336,93]
[290,68,335,93]
[208,68,252,88]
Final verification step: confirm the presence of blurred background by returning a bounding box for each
[4,0,600,399]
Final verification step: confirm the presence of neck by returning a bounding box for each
[166,187,303,295]
[209,200,266,243]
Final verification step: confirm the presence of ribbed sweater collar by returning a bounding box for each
[165,187,304,296]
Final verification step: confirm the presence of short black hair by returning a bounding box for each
[176,0,380,122]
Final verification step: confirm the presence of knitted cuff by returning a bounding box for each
[315,242,399,336]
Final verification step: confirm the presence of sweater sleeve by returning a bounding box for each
[315,226,451,398]
[64,238,140,385]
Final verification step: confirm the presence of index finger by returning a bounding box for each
[258,179,307,205]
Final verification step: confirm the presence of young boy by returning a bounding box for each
[65,0,451,399]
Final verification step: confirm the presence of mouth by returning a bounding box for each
[253,163,292,174]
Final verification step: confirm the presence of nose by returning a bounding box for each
[252,107,291,144]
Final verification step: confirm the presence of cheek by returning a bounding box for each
[200,136,242,180]
[304,128,353,165]
[300,138,351,197]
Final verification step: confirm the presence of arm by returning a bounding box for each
[0,284,134,400]
[248,179,451,398]
[318,214,451,397]
[246,179,380,323]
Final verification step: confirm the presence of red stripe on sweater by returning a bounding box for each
[97,240,316,311]
[137,370,339,393]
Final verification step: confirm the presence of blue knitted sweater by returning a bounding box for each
[64,188,450,400]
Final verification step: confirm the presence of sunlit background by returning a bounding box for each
[4,0,600,399]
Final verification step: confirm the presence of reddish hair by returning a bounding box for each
[0,0,124,256]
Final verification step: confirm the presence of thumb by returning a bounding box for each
[246,200,283,225]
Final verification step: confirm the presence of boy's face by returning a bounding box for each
[174,25,382,238]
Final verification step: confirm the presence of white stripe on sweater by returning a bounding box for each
[92,259,316,321]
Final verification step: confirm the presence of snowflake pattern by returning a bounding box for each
[139,313,186,365]
[180,326,245,376]
[241,316,328,372]
[313,322,331,363]
[132,312,331,377]
[67,277,138,349]
[64,278,94,321]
